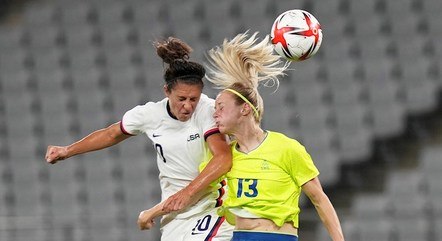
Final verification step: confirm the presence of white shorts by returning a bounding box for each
[161,208,234,241]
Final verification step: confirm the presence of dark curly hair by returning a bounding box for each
[155,37,205,91]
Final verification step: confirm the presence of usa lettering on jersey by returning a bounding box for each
[187,133,201,142]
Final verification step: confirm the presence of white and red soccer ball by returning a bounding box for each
[271,9,323,61]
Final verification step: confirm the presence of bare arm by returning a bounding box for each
[302,177,345,241]
[162,132,232,212]
[45,122,131,164]
[138,202,167,230]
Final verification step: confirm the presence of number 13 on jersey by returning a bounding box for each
[237,178,258,198]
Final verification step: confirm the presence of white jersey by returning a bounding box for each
[121,94,224,221]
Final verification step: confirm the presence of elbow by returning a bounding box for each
[309,191,329,208]
[224,153,233,171]
[106,123,127,143]
[224,161,233,173]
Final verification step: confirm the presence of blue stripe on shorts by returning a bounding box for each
[232,230,298,241]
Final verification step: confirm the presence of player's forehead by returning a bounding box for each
[171,82,202,98]
[215,91,234,105]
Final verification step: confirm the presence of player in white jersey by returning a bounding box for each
[124,94,227,219]
[45,37,234,241]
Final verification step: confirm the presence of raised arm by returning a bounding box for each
[45,121,131,164]
[162,132,232,212]
[302,177,345,241]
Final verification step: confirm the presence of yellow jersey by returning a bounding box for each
[220,131,319,228]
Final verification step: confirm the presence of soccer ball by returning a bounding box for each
[270,9,323,61]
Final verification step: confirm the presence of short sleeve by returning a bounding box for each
[286,140,320,187]
[121,103,155,135]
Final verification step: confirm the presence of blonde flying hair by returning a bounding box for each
[206,32,289,122]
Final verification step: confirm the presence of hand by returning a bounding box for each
[162,187,196,213]
[138,209,156,230]
[45,145,68,164]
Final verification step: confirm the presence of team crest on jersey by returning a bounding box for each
[261,160,270,170]
[187,133,201,142]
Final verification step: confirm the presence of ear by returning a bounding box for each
[163,85,170,97]
[241,103,252,116]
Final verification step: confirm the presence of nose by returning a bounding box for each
[183,101,193,112]
[213,109,219,119]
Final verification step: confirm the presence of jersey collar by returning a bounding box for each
[166,100,178,120]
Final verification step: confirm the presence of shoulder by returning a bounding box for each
[267,132,317,176]
[267,131,307,153]
[198,94,215,108]
[128,98,166,114]
[123,98,168,123]
[267,131,301,145]
[194,94,215,118]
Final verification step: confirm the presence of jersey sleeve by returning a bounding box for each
[285,140,320,187]
[121,103,154,135]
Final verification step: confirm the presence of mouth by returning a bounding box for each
[177,112,192,121]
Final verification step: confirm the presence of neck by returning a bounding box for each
[233,122,266,153]
[166,101,178,120]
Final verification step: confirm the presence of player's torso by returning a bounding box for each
[146,118,208,184]
[226,133,296,202]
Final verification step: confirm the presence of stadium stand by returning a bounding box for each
[0,0,441,240]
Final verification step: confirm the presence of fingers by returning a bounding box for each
[138,211,154,230]
[45,146,58,164]
[137,211,145,230]
[137,219,145,230]
[162,201,174,213]
[141,221,154,230]
[162,191,189,213]
[162,198,173,212]
[45,146,67,164]
[172,199,184,212]
[162,198,181,213]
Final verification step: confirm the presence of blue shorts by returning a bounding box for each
[232,231,298,241]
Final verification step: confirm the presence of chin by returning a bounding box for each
[218,126,229,134]
[178,115,191,121]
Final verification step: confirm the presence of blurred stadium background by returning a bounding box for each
[0,0,441,240]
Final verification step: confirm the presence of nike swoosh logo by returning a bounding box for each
[153,134,161,137]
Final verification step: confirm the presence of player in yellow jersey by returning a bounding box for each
[205,32,345,241]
